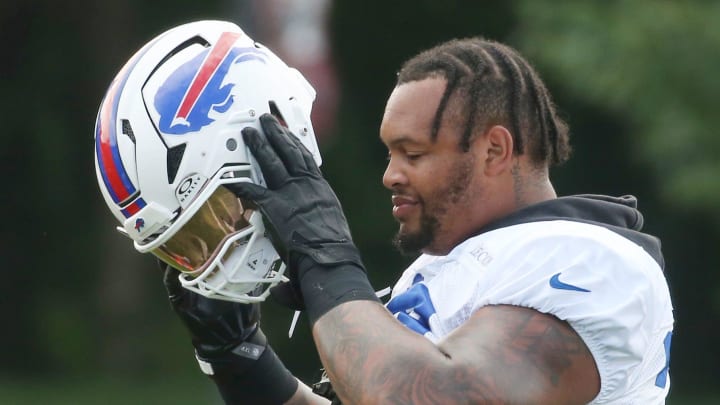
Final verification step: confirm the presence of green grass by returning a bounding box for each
[0,375,223,405]
[1,375,717,404]
[668,393,720,405]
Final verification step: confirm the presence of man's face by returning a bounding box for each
[380,78,485,255]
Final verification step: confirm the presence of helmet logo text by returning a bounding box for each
[176,174,206,208]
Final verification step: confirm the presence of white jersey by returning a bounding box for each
[387,198,674,404]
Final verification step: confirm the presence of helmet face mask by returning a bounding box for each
[94,20,321,302]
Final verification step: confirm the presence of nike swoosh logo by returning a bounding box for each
[549,273,591,292]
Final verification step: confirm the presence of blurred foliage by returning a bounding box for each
[0,0,718,403]
[512,1,720,213]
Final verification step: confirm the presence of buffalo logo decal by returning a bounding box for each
[155,32,267,135]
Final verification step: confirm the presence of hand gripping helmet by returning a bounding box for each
[94,20,321,302]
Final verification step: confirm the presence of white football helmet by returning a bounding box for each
[93,20,321,303]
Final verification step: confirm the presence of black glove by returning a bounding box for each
[163,264,298,404]
[163,264,260,357]
[228,114,379,324]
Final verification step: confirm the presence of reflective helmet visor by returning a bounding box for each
[153,186,253,274]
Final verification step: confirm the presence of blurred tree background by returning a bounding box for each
[1,0,718,403]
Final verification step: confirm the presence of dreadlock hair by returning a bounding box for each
[396,37,571,167]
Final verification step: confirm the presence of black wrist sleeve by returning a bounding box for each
[298,258,380,325]
[199,329,298,405]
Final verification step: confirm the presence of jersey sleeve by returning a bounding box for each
[475,223,673,403]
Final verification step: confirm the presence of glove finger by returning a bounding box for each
[242,126,290,188]
[269,281,306,311]
[224,182,288,257]
[224,181,269,204]
[286,129,321,174]
[163,265,185,302]
[259,113,309,175]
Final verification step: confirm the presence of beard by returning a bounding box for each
[392,208,439,256]
[392,153,475,256]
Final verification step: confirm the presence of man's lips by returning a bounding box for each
[392,195,419,219]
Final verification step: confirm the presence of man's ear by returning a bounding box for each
[482,125,514,176]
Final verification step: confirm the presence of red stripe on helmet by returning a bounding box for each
[174,31,242,121]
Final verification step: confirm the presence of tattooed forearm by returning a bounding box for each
[313,301,463,404]
[312,302,598,405]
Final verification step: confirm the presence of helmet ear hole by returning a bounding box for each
[268,100,288,128]
[121,119,136,143]
[167,143,187,184]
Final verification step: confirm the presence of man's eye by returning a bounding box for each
[406,153,423,161]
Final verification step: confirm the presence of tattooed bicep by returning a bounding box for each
[438,304,600,404]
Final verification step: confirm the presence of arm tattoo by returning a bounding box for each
[312,302,598,404]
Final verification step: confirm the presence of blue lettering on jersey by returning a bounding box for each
[655,331,672,388]
[387,275,437,336]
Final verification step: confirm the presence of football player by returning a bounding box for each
[95,20,674,404]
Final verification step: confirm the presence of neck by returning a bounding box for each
[511,161,556,210]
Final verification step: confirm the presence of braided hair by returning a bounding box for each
[396,38,570,167]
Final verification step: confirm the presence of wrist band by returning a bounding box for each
[196,328,298,404]
[299,262,380,325]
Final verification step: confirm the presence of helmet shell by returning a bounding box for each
[94,20,320,302]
